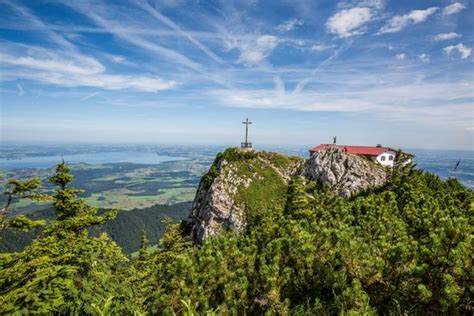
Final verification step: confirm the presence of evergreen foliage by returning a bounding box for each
[1,178,48,232]
[1,157,472,314]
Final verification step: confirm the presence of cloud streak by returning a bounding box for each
[0,43,177,92]
[377,7,438,34]
[211,81,474,130]
[443,2,466,15]
[135,0,224,64]
[276,19,304,33]
[434,32,461,41]
[60,1,203,72]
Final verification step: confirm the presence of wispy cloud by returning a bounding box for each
[395,53,406,60]
[1,1,76,52]
[292,42,352,94]
[326,7,373,38]
[276,19,304,33]
[0,43,177,92]
[418,53,430,63]
[60,1,203,72]
[210,81,474,130]
[16,83,24,96]
[443,43,472,59]
[237,35,279,66]
[311,44,334,52]
[80,91,100,101]
[434,32,462,41]
[443,2,466,15]
[134,0,224,64]
[377,7,438,34]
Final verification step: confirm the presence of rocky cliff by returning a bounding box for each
[188,147,388,243]
[304,147,387,197]
[187,148,304,243]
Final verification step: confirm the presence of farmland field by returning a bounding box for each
[0,145,220,214]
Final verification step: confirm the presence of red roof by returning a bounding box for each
[309,144,396,156]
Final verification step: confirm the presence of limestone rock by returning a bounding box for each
[187,148,303,243]
[303,147,387,197]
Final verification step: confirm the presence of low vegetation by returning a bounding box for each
[0,153,472,314]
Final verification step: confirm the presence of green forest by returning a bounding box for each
[0,152,472,315]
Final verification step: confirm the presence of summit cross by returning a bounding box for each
[241,118,252,149]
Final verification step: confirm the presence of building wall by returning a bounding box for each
[375,151,396,167]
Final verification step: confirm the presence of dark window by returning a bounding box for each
[380,156,386,161]
[389,155,394,161]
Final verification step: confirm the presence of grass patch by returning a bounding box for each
[229,153,289,226]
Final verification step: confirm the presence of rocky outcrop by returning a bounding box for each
[187,148,303,243]
[303,147,387,197]
[187,147,388,243]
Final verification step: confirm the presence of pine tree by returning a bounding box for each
[1,178,48,231]
[138,229,150,261]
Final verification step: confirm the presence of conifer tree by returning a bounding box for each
[138,229,150,261]
[1,178,47,231]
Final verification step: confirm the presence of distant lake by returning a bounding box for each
[411,149,474,190]
[0,151,188,170]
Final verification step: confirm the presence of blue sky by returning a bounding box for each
[0,0,473,150]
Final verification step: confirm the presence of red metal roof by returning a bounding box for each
[309,144,396,156]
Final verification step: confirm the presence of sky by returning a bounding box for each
[0,0,473,150]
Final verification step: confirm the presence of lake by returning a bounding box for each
[0,151,188,170]
[411,149,474,190]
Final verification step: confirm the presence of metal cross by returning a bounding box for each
[241,118,252,148]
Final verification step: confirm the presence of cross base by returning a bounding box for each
[241,142,252,149]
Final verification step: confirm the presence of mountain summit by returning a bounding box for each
[187,147,389,243]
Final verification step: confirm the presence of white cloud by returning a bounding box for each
[311,44,334,52]
[434,32,462,41]
[276,19,304,32]
[237,35,279,66]
[395,53,406,60]
[0,50,105,76]
[418,53,430,63]
[0,45,177,92]
[443,2,466,15]
[377,7,438,34]
[210,81,474,130]
[326,7,373,38]
[443,43,472,59]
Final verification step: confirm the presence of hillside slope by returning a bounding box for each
[0,202,191,254]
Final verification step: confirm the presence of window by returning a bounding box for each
[380,156,386,161]
[389,155,394,161]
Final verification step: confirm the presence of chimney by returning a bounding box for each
[376,144,382,148]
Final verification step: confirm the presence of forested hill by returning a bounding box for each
[0,202,191,254]
[0,148,472,315]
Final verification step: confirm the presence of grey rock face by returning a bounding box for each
[303,147,387,197]
[187,149,303,243]
[188,159,250,243]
